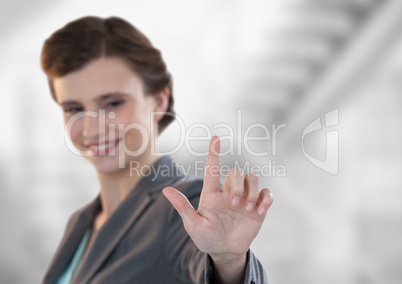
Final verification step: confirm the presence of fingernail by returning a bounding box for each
[232,196,240,207]
[258,206,266,215]
[246,202,254,212]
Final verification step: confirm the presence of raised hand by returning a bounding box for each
[162,135,273,261]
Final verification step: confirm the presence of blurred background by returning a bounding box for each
[0,0,401,283]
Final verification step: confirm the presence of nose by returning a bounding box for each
[82,110,105,140]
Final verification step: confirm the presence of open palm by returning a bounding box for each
[163,135,273,258]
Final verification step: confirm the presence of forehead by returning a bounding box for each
[53,57,144,103]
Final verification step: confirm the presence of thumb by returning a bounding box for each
[162,187,199,231]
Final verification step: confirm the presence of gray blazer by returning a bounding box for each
[42,156,268,284]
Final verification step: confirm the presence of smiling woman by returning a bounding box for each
[52,56,166,174]
[40,16,272,284]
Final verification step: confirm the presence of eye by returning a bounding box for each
[105,100,124,109]
[63,106,84,114]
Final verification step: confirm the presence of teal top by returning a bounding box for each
[56,228,91,284]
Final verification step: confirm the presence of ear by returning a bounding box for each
[153,87,170,122]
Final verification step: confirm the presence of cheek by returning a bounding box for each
[64,117,83,144]
[118,115,152,150]
[109,103,154,139]
[110,107,148,131]
[122,127,151,154]
[116,111,138,126]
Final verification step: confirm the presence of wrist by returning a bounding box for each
[209,252,247,268]
[209,253,247,284]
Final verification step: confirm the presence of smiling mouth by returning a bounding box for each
[87,139,121,156]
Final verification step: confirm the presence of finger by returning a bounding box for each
[243,173,259,212]
[222,167,244,207]
[256,188,273,216]
[203,135,221,193]
[162,187,199,230]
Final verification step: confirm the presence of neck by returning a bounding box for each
[96,152,160,220]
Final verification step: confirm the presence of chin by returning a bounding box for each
[86,156,125,175]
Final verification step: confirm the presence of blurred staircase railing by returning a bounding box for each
[240,0,402,141]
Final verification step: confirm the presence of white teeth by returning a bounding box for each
[98,144,107,151]
[89,141,117,152]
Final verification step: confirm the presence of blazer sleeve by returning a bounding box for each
[204,250,269,284]
[163,178,269,284]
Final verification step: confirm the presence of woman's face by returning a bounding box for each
[53,56,165,174]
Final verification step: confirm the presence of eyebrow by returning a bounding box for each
[59,92,129,106]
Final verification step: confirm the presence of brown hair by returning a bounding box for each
[40,16,175,134]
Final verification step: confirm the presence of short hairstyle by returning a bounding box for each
[40,16,175,134]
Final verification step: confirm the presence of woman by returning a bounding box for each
[40,16,273,284]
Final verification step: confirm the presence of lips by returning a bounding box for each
[86,139,121,156]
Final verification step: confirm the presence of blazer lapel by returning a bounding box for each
[74,155,184,283]
[45,155,185,284]
[74,179,153,283]
[42,196,101,284]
